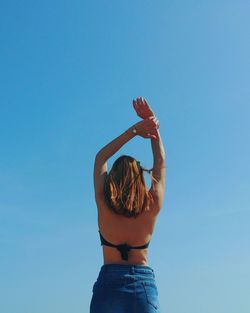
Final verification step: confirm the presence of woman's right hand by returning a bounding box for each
[133,117,159,139]
[133,97,155,119]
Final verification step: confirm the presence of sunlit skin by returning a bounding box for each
[133,97,156,120]
[94,97,166,265]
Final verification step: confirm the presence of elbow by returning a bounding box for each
[95,150,107,163]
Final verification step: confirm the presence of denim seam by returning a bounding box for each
[142,281,159,310]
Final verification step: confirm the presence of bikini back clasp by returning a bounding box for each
[99,231,150,261]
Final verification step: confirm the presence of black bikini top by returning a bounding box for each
[99,230,150,261]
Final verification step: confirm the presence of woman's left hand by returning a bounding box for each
[133,97,155,119]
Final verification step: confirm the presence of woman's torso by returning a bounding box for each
[97,202,159,265]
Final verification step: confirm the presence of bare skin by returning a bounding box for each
[94,97,166,265]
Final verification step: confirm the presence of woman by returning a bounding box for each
[90,97,166,313]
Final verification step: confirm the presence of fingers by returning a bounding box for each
[132,99,138,115]
[136,119,159,139]
[146,127,159,139]
[138,97,147,111]
[138,97,144,108]
[144,132,157,140]
[152,116,160,128]
[133,98,142,116]
[145,116,160,129]
[133,96,156,123]
[139,121,159,139]
[149,134,157,139]
[142,97,149,107]
[133,97,146,110]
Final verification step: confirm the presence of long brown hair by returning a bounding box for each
[104,155,153,218]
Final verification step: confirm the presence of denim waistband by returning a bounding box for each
[100,263,155,275]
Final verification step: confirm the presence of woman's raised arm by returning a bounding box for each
[133,97,166,212]
[94,118,159,200]
[149,129,166,211]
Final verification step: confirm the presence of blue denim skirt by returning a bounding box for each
[90,264,161,313]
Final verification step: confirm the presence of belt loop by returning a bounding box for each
[152,269,155,278]
[131,265,135,274]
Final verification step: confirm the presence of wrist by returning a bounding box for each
[125,126,138,137]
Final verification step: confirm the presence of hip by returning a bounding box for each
[90,264,160,313]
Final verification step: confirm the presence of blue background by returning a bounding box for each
[0,1,249,312]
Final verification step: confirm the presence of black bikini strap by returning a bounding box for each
[99,231,150,261]
[130,242,150,249]
[116,244,131,261]
[99,231,118,248]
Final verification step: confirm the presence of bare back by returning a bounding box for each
[97,200,159,265]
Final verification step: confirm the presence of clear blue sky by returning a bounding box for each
[0,1,249,312]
